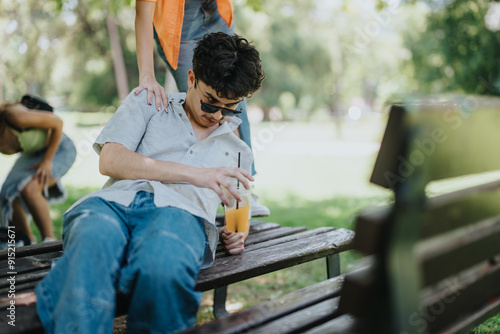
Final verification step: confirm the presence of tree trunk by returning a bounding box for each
[106,12,129,101]
[262,107,271,121]
[0,67,4,102]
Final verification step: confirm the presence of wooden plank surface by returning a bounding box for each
[0,303,43,334]
[196,228,354,291]
[182,275,345,334]
[0,252,61,277]
[0,270,50,295]
[0,241,62,261]
[422,260,500,333]
[352,206,391,256]
[244,227,335,253]
[417,216,500,286]
[421,182,500,238]
[216,227,307,256]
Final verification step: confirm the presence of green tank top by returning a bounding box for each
[7,125,48,154]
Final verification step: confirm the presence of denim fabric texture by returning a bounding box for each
[35,191,208,334]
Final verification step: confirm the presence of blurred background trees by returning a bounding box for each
[1,0,500,118]
[406,0,500,95]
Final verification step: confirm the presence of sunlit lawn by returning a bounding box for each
[1,111,498,332]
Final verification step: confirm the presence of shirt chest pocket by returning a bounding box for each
[200,140,236,169]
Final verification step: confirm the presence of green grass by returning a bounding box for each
[471,317,500,334]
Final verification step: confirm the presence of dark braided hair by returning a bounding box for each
[193,32,265,99]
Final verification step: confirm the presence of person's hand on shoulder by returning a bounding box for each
[135,75,168,112]
[134,0,169,111]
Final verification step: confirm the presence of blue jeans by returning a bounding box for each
[35,192,208,334]
[154,0,256,175]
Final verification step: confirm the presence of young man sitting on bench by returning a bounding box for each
[31,32,265,333]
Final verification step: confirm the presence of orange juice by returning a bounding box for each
[225,204,250,233]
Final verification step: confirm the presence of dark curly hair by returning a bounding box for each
[193,32,265,99]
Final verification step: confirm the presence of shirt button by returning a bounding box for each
[225,152,229,156]
[190,150,193,154]
[190,132,193,136]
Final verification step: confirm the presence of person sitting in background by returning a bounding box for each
[33,32,264,333]
[0,98,76,247]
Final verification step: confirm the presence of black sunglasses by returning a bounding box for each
[196,84,243,117]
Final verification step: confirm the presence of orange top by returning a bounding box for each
[139,0,233,70]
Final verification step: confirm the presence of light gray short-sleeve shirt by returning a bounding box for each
[67,90,253,267]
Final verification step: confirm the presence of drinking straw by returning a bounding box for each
[236,152,241,209]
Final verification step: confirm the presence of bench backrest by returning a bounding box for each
[338,97,500,333]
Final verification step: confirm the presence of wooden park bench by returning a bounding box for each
[183,96,500,334]
[0,215,354,333]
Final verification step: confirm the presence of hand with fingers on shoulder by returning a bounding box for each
[135,74,169,112]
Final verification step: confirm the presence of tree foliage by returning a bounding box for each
[235,0,333,118]
[405,0,500,95]
[0,0,68,98]
[6,0,497,117]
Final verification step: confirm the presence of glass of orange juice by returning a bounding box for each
[222,179,252,233]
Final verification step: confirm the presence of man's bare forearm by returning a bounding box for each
[135,1,156,81]
[99,142,195,183]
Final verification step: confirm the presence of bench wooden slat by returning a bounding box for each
[421,182,500,238]
[0,281,40,297]
[248,221,281,232]
[0,270,50,297]
[244,227,308,246]
[244,227,335,253]
[0,241,63,261]
[196,229,354,291]
[0,252,61,278]
[181,276,345,334]
[417,216,500,286]
[421,260,500,333]
[216,227,307,255]
[369,104,407,189]
[245,299,338,334]
[438,298,500,334]
[352,206,390,256]
[216,227,327,256]
[298,315,356,334]
[1,303,42,334]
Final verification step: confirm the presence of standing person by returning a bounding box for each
[0,100,76,246]
[135,0,270,216]
[34,32,264,333]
